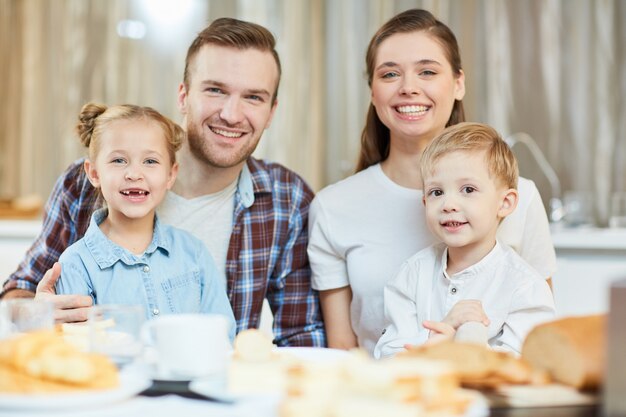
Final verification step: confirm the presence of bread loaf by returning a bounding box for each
[400,341,541,389]
[522,315,606,390]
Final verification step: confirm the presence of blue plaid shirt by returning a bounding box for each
[2,157,326,347]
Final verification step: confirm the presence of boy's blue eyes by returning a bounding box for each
[427,187,476,196]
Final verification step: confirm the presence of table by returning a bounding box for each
[491,405,599,417]
[0,387,601,417]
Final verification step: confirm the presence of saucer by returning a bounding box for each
[150,370,193,382]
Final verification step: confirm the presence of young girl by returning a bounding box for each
[56,103,235,339]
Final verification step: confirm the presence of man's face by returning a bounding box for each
[178,44,279,169]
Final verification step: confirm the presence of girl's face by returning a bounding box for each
[370,30,465,146]
[84,119,178,222]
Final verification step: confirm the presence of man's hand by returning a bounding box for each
[34,262,93,323]
[440,299,490,330]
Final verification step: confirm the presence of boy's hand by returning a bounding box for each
[441,300,490,330]
[422,320,455,345]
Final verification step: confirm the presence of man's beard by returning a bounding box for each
[185,119,261,169]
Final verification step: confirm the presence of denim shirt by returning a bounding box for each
[57,209,236,340]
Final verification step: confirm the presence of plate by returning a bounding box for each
[190,377,280,405]
[486,384,599,408]
[0,368,151,410]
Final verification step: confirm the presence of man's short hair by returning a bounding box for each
[183,17,281,104]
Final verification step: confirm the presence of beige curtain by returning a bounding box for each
[1,0,625,225]
[0,0,202,199]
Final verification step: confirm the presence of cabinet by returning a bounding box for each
[551,227,626,317]
[0,220,41,285]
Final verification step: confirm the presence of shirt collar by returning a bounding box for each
[238,158,273,208]
[83,208,171,269]
[442,240,504,281]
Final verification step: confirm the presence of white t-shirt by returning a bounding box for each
[373,241,556,359]
[157,180,237,287]
[308,163,556,355]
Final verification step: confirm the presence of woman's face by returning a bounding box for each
[370,30,465,145]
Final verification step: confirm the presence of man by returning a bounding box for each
[1,18,325,347]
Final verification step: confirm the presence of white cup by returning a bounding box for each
[142,314,231,380]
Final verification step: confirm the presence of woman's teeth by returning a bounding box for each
[396,105,428,115]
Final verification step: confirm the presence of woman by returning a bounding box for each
[308,9,556,355]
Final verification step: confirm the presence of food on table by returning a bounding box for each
[228,330,476,416]
[280,351,475,417]
[228,329,298,395]
[522,314,606,390]
[232,328,275,362]
[0,330,118,393]
[399,341,547,389]
[61,318,116,351]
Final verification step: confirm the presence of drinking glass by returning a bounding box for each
[0,299,54,339]
[88,304,144,367]
[563,191,594,227]
[609,192,626,228]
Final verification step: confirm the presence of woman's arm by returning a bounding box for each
[319,286,357,350]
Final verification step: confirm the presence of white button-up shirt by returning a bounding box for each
[374,241,555,358]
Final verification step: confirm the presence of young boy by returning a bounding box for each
[56,103,236,340]
[374,122,555,358]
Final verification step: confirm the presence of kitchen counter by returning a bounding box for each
[551,226,626,251]
[0,219,42,283]
[550,226,626,317]
[0,219,42,238]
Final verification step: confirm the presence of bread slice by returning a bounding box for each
[522,315,606,390]
[0,330,118,392]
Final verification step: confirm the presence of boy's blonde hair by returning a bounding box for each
[76,103,184,165]
[420,122,519,190]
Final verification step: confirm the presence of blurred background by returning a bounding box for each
[0,0,625,225]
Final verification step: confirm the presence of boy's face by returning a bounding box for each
[84,119,178,222]
[422,150,517,255]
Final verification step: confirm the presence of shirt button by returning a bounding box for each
[143,265,150,273]
[152,308,160,316]
[451,287,457,294]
